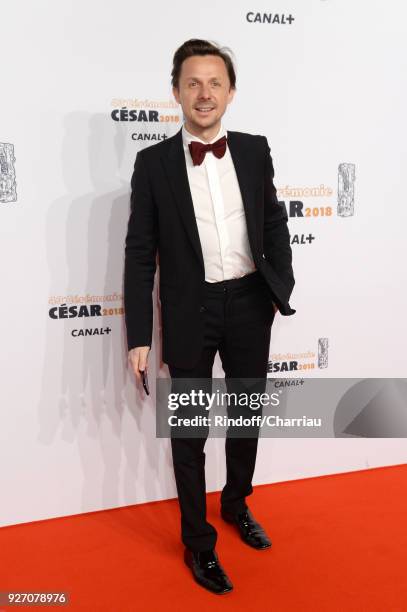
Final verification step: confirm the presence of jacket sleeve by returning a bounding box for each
[262,136,295,299]
[123,151,158,351]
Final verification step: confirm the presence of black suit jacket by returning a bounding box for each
[124,127,296,369]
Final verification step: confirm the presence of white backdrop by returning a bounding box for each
[1,0,406,527]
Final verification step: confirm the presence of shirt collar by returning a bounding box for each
[182,122,227,151]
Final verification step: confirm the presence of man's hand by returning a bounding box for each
[129,346,150,383]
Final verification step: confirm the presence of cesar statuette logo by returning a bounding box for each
[337,163,356,217]
[0,143,17,203]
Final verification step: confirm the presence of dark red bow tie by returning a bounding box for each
[188,135,227,166]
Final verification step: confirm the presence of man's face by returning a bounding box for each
[172,54,235,134]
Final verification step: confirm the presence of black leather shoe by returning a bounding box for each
[221,507,272,549]
[184,548,233,594]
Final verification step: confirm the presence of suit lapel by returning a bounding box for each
[226,130,259,258]
[160,127,258,270]
[161,129,204,269]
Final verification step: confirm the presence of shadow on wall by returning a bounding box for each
[36,112,177,516]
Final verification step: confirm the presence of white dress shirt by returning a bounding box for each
[182,122,256,283]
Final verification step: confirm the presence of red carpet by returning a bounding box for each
[1,464,407,611]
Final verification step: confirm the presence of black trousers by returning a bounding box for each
[168,270,275,553]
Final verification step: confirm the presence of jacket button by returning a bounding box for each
[199,306,206,312]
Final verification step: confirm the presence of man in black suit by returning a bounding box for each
[124,39,295,594]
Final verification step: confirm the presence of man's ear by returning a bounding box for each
[227,87,236,105]
[172,86,180,104]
